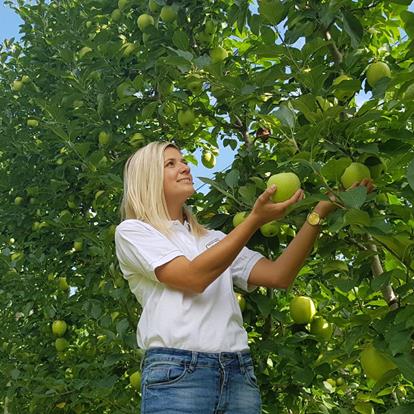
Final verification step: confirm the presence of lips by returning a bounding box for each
[177,177,192,183]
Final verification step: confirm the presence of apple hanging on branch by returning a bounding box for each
[266,172,301,202]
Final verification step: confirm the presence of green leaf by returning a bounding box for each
[225,169,240,188]
[321,158,351,182]
[199,177,239,204]
[208,214,229,229]
[172,30,190,50]
[386,405,414,414]
[395,353,414,381]
[274,104,295,128]
[344,208,370,226]
[238,184,256,205]
[259,0,286,25]
[407,158,414,192]
[401,11,414,38]
[370,270,392,291]
[342,10,363,47]
[252,293,273,318]
[338,186,368,209]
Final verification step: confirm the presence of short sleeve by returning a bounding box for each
[230,246,264,292]
[115,220,184,282]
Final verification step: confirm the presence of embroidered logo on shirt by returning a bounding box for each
[205,238,220,249]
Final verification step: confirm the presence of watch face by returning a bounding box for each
[308,212,320,225]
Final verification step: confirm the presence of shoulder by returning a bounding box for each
[115,219,163,242]
[116,219,153,233]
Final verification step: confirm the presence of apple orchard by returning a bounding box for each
[1,0,414,413]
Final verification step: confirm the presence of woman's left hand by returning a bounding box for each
[315,178,375,218]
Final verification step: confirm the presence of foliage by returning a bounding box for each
[1,0,414,412]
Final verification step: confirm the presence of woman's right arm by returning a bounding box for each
[155,185,303,294]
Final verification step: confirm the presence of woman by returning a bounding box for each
[115,141,373,414]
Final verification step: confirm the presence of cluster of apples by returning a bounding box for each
[290,295,334,342]
[232,155,381,237]
[52,320,69,352]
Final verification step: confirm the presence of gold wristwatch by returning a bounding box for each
[307,211,324,226]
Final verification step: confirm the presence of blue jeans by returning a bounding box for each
[140,347,261,413]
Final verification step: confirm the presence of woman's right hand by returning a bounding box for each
[249,185,304,227]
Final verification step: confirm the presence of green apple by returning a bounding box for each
[260,221,280,237]
[130,371,141,390]
[160,5,177,22]
[201,151,216,168]
[148,0,160,12]
[58,277,70,291]
[137,14,154,31]
[55,338,69,352]
[326,378,336,387]
[235,293,246,311]
[27,119,39,127]
[210,46,228,63]
[204,20,217,35]
[266,172,301,203]
[340,162,371,189]
[122,42,136,57]
[310,316,333,341]
[78,46,92,59]
[73,240,83,251]
[111,8,122,21]
[366,62,391,87]
[98,131,111,145]
[52,320,68,337]
[177,109,195,128]
[11,252,24,261]
[197,31,213,46]
[232,211,248,227]
[14,196,24,205]
[21,75,30,83]
[12,80,23,91]
[360,345,397,381]
[118,0,128,10]
[336,377,345,386]
[186,78,203,94]
[404,83,414,100]
[130,132,145,145]
[289,295,316,324]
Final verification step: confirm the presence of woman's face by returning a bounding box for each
[163,146,194,204]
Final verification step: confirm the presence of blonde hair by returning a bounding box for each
[120,141,207,238]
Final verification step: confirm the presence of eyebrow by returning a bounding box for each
[164,157,187,163]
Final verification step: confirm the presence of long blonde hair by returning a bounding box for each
[120,141,207,238]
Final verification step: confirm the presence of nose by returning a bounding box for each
[180,162,190,174]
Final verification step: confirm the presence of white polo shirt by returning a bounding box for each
[114,219,264,352]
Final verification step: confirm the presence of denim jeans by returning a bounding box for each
[140,347,261,414]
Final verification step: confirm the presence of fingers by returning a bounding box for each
[348,178,375,192]
[276,189,304,208]
[258,185,277,203]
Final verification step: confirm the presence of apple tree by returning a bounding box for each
[1,0,414,413]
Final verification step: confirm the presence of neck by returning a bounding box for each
[167,204,186,223]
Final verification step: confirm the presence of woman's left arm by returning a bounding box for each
[248,179,374,289]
